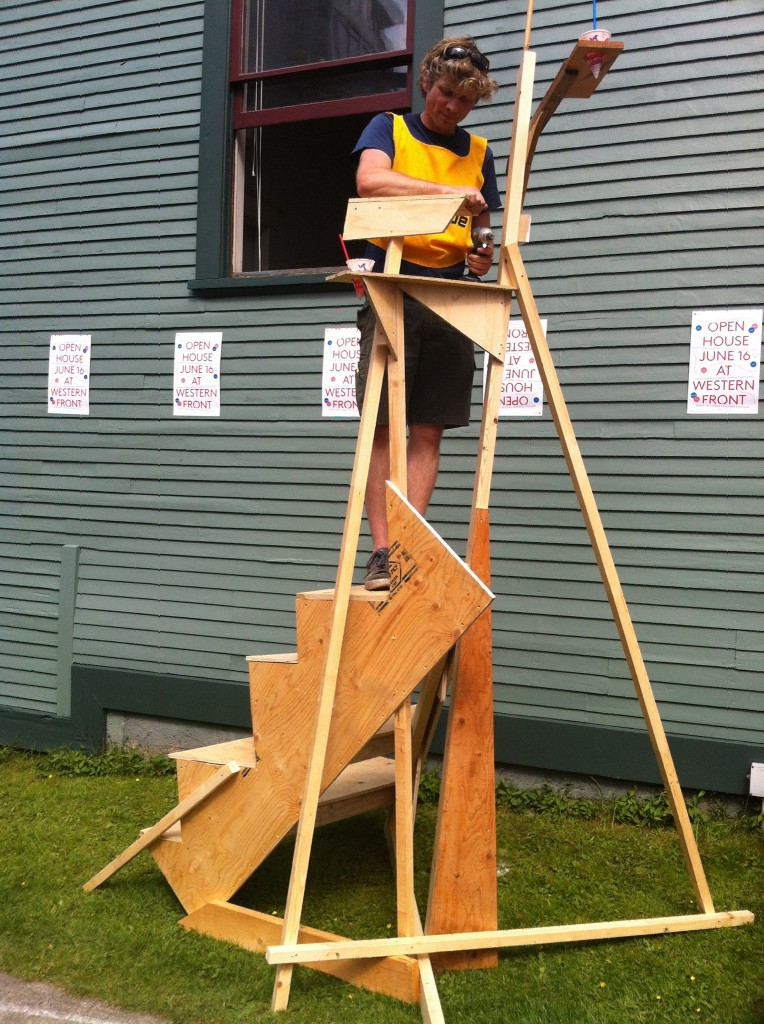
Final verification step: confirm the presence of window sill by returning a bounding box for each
[188,268,352,296]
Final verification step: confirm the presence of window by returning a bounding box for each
[230,0,413,274]
[192,0,443,288]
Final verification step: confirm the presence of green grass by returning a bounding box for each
[0,747,762,1024]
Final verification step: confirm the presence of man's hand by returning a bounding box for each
[466,245,494,277]
[459,187,488,216]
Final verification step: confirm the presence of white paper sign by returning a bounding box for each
[322,327,360,417]
[48,334,91,415]
[173,332,222,416]
[484,318,547,416]
[687,310,762,415]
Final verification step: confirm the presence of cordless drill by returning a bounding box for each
[466,225,494,279]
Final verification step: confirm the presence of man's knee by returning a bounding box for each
[409,423,443,450]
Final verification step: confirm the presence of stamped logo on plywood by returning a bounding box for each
[372,541,419,613]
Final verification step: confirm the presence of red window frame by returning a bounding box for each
[230,0,415,128]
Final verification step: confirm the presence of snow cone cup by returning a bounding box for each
[579,27,611,79]
[346,257,374,297]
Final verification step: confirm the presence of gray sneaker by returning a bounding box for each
[364,547,390,590]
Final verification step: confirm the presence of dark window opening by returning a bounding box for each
[239,113,374,273]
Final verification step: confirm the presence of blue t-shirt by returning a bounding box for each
[352,112,502,278]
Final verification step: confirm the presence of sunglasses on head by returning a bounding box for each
[442,45,490,73]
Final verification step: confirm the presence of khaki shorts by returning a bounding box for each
[355,296,476,428]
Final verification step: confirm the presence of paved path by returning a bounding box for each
[0,973,171,1024]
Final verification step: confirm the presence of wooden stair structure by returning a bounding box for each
[84,11,752,1023]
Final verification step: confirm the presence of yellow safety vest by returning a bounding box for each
[374,114,488,271]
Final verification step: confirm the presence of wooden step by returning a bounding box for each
[158,753,395,845]
[291,756,395,832]
[166,712,401,774]
[246,652,298,665]
[170,737,257,768]
[297,585,385,602]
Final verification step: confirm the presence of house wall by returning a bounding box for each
[1,0,762,792]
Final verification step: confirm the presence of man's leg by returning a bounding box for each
[365,421,443,551]
[366,424,391,552]
[407,423,443,515]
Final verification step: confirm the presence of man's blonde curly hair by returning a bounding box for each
[418,36,498,102]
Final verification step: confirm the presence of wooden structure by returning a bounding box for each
[84,20,752,1024]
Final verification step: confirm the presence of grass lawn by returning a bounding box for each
[0,747,762,1024]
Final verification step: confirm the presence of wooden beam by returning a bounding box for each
[267,910,754,964]
[387,286,407,492]
[524,39,624,201]
[343,195,466,242]
[83,761,239,892]
[426,511,497,972]
[361,274,511,359]
[498,48,536,287]
[181,901,420,1003]
[394,698,416,939]
[270,320,389,1012]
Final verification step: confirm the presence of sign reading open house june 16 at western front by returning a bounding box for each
[48,334,91,414]
[173,332,222,416]
[687,309,762,415]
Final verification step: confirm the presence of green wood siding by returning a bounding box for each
[1,0,762,789]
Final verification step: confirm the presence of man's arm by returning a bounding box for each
[356,148,488,216]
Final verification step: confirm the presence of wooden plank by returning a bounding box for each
[524,40,624,201]
[498,49,536,287]
[410,656,449,793]
[398,279,510,360]
[471,352,507,515]
[425,279,507,967]
[362,275,511,359]
[343,195,465,241]
[559,39,624,99]
[427,510,497,972]
[364,277,402,361]
[246,652,298,664]
[505,241,716,913]
[271,319,389,1012]
[170,737,257,767]
[394,699,416,938]
[289,757,395,832]
[267,910,755,964]
[181,901,419,1003]
[387,286,407,492]
[83,761,239,892]
[384,236,404,277]
[413,907,445,1024]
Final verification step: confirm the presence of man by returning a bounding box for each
[352,36,500,590]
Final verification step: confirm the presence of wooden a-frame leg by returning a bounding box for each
[395,698,446,1024]
[271,322,390,1011]
[504,241,715,914]
[387,287,407,492]
[394,698,416,937]
[426,351,505,969]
